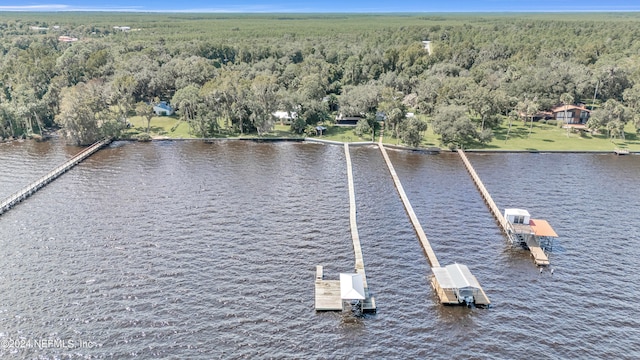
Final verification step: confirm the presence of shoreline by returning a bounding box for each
[116,136,639,154]
[3,133,636,154]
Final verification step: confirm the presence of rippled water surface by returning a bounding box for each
[1,140,639,359]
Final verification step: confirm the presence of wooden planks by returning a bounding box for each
[378,142,440,268]
[344,144,376,312]
[529,246,550,266]
[0,138,112,216]
[314,145,376,312]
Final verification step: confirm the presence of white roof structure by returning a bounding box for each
[272,111,297,120]
[432,264,481,290]
[504,208,530,217]
[340,273,365,300]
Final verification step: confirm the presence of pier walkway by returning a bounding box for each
[0,138,112,216]
[315,144,376,312]
[457,149,549,266]
[379,141,490,306]
[378,141,440,268]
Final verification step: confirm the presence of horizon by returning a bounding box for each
[2,1,640,13]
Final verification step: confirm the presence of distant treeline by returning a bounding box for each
[1,13,640,146]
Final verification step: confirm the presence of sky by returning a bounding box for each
[1,1,640,12]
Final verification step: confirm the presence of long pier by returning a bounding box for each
[456,149,508,230]
[315,143,376,312]
[0,138,112,216]
[378,142,440,268]
[457,149,550,266]
[379,142,490,306]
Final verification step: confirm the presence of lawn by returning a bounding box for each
[124,114,640,152]
[465,120,640,151]
[126,115,193,139]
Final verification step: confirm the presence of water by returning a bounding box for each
[0,140,639,359]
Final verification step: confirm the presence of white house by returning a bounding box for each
[272,111,297,123]
[153,102,174,116]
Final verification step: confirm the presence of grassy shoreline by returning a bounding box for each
[124,115,640,152]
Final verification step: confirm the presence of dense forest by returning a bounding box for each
[2,12,640,147]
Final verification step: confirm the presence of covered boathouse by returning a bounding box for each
[504,208,558,266]
[431,263,490,307]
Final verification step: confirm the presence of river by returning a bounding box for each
[0,140,638,359]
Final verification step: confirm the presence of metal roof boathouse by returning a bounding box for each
[431,264,490,307]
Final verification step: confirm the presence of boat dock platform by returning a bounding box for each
[314,144,376,313]
[0,138,112,216]
[457,149,556,266]
[379,141,489,306]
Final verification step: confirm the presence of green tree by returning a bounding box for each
[56,81,120,145]
[588,99,629,139]
[110,74,137,126]
[135,101,155,134]
[432,105,481,149]
[354,118,372,139]
[171,85,201,132]
[397,117,427,147]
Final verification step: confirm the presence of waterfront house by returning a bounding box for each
[335,114,362,126]
[272,111,297,125]
[551,104,590,125]
[153,102,174,116]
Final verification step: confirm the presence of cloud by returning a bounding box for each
[0,4,70,10]
[0,4,144,11]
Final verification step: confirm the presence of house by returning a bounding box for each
[422,40,432,55]
[153,102,174,116]
[113,26,131,32]
[272,111,297,124]
[58,36,78,43]
[335,114,362,126]
[551,104,590,125]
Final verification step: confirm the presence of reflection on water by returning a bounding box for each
[0,140,639,358]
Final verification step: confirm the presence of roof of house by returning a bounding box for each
[505,208,530,217]
[551,104,590,113]
[153,102,173,111]
[272,111,297,119]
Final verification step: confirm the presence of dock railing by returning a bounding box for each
[0,138,112,216]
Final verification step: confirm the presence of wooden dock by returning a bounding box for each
[379,142,490,306]
[0,138,112,216]
[378,142,440,268]
[314,144,376,312]
[457,149,549,266]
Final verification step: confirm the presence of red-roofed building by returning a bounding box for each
[551,104,590,125]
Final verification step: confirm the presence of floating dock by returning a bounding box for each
[379,142,489,306]
[314,144,376,312]
[0,138,112,216]
[457,149,557,266]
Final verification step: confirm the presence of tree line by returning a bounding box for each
[1,13,640,147]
